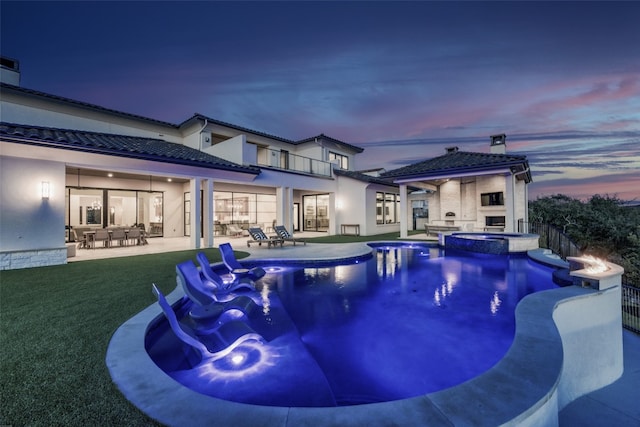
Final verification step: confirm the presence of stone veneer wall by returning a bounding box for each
[0,247,67,270]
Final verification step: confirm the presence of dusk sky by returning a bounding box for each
[2,1,639,200]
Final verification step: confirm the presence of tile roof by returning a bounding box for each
[0,122,261,174]
[1,83,178,129]
[183,113,295,144]
[333,168,397,186]
[296,134,364,153]
[2,83,365,155]
[381,151,530,181]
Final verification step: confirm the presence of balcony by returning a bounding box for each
[256,147,333,177]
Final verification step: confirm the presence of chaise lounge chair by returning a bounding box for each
[176,260,261,320]
[151,284,263,362]
[218,243,266,281]
[196,252,255,293]
[247,227,284,248]
[274,225,306,246]
[226,224,244,237]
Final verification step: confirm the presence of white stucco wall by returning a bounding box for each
[335,179,367,234]
[514,179,528,226]
[204,134,246,166]
[1,156,67,269]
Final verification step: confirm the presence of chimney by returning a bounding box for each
[0,56,20,86]
[446,146,459,154]
[490,134,506,154]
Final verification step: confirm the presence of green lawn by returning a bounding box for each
[1,233,424,426]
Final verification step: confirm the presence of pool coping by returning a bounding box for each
[106,241,621,426]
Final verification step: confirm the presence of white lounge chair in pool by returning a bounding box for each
[218,243,266,281]
[176,260,261,320]
[196,252,256,293]
[151,284,263,362]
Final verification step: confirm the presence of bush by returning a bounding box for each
[529,194,640,286]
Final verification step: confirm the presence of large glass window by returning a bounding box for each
[66,187,163,236]
[107,190,137,227]
[68,188,104,227]
[212,191,277,235]
[329,151,349,170]
[376,192,399,224]
[138,192,164,236]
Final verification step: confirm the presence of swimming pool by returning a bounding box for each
[144,243,557,407]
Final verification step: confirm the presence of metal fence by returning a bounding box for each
[622,284,640,334]
[520,220,638,334]
[518,221,581,259]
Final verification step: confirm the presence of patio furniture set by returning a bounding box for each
[72,226,148,249]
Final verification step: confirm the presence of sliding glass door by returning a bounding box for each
[303,194,329,232]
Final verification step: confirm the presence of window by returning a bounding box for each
[481,192,504,206]
[486,216,505,226]
[376,192,399,224]
[66,187,163,235]
[213,191,276,231]
[329,151,349,170]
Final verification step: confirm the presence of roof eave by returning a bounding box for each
[0,135,261,176]
[391,166,516,184]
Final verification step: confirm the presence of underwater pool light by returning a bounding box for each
[231,353,246,366]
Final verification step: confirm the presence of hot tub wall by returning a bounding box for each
[553,285,623,409]
[444,234,510,254]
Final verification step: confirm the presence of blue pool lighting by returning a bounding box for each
[145,242,557,407]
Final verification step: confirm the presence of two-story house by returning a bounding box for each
[0,57,401,269]
[0,57,531,270]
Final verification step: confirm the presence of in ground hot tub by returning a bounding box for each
[444,232,539,254]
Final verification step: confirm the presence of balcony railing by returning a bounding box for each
[256,148,333,177]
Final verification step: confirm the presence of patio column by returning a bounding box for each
[189,178,201,249]
[285,186,293,233]
[329,192,336,236]
[276,186,284,229]
[275,186,294,233]
[203,179,214,248]
[399,184,408,238]
[506,174,515,232]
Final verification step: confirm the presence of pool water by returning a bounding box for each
[145,243,557,407]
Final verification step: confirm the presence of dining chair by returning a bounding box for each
[94,229,110,248]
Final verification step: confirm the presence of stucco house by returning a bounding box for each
[0,57,531,270]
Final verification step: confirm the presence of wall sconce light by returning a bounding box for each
[41,181,50,200]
